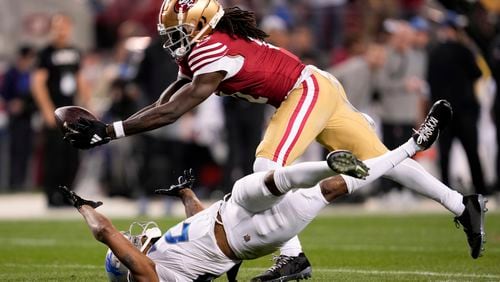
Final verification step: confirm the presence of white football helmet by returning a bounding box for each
[104,222,162,282]
[157,0,225,59]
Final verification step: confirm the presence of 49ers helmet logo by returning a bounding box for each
[174,0,196,13]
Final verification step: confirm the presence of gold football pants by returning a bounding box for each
[256,71,388,165]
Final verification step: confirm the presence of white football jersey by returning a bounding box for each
[147,201,238,281]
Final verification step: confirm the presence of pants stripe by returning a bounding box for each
[273,75,319,165]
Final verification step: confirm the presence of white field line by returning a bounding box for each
[245,267,500,279]
[1,264,499,279]
[0,237,97,247]
[1,263,101,269]
[308,244,500,253]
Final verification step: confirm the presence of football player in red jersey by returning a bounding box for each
[63,0,487,280]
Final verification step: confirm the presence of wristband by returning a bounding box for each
[113,121,126,139]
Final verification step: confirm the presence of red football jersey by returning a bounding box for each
[178,31,306,107]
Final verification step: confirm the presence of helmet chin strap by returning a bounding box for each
[175,46,188,57]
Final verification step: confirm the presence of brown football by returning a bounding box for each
[54,106,98,134]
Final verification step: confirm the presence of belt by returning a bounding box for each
[214,206,238,260]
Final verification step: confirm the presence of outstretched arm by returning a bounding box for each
[156,169,205,217]
[58,186,158,282]
[63,72,224,149]
[108,72,224,138]
[177,189,205,217]
[127,78,191,120]
[78,206,159,282]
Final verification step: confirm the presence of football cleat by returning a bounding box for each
[155,169,195,196]
[454,194,487,259]
[326,150,369,179]
[250,253,312,282]
[412,99,452,150]
[58,185,102,209]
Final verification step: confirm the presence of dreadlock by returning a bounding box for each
[215,7,268,41]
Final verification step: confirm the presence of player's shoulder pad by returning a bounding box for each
[188,32,229,72]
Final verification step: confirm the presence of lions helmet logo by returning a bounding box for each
[175,0,196,13]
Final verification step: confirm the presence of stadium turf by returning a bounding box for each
[0,213,499,281]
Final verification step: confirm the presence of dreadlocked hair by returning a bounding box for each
[215,7,268,41]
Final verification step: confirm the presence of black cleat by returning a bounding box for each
[412,99,452,150]
[155,169,195,196]
[58,185,102,209]
[454,194,487,259]
[326,150,369,179]
[250,253,312,282]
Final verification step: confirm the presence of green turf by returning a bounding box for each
[0,213,499,281]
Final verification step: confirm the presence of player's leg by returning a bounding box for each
[319,98,487,258]
[252,71,339,279]
[254,72,338,171]
[58,186,158,281]
[248,137,432,282]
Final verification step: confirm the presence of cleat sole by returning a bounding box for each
[475,194,487,259]
[266,267,312,282]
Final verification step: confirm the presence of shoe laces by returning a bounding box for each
[414,116,439,143]
[267,255,294,273]
[454,218,461,229]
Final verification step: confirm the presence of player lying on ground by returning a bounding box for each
[62,2,488,277]
[61,105,487,281]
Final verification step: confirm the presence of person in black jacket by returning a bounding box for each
[31,14,90,207]
[427,15,487,195]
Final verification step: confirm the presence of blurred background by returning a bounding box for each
[0,0,499,217]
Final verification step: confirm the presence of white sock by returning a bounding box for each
[280,235,303,256]
[342,139,416,194]
[273,161,336,194]
[385,158,465,216]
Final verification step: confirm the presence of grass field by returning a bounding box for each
[0,212,499,281]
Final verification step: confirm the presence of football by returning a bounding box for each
[54,106,98,134]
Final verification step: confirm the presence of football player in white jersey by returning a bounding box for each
[60,102,484,282]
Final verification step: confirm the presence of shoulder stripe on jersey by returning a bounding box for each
[188,42,223,61]
[189,45,228,68]
[191,51,228,73]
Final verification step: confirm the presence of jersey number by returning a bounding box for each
[165,222,191,244]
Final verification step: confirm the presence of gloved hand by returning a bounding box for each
[58,185,103,209]
[155,169,196,196]
[63,117,111,149]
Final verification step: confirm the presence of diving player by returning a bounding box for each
[63,103,485,282]
[62,1,487,280]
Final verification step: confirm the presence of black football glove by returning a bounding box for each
[63,117,111,150]
[58,185,103,209]
[155,169,196,196]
